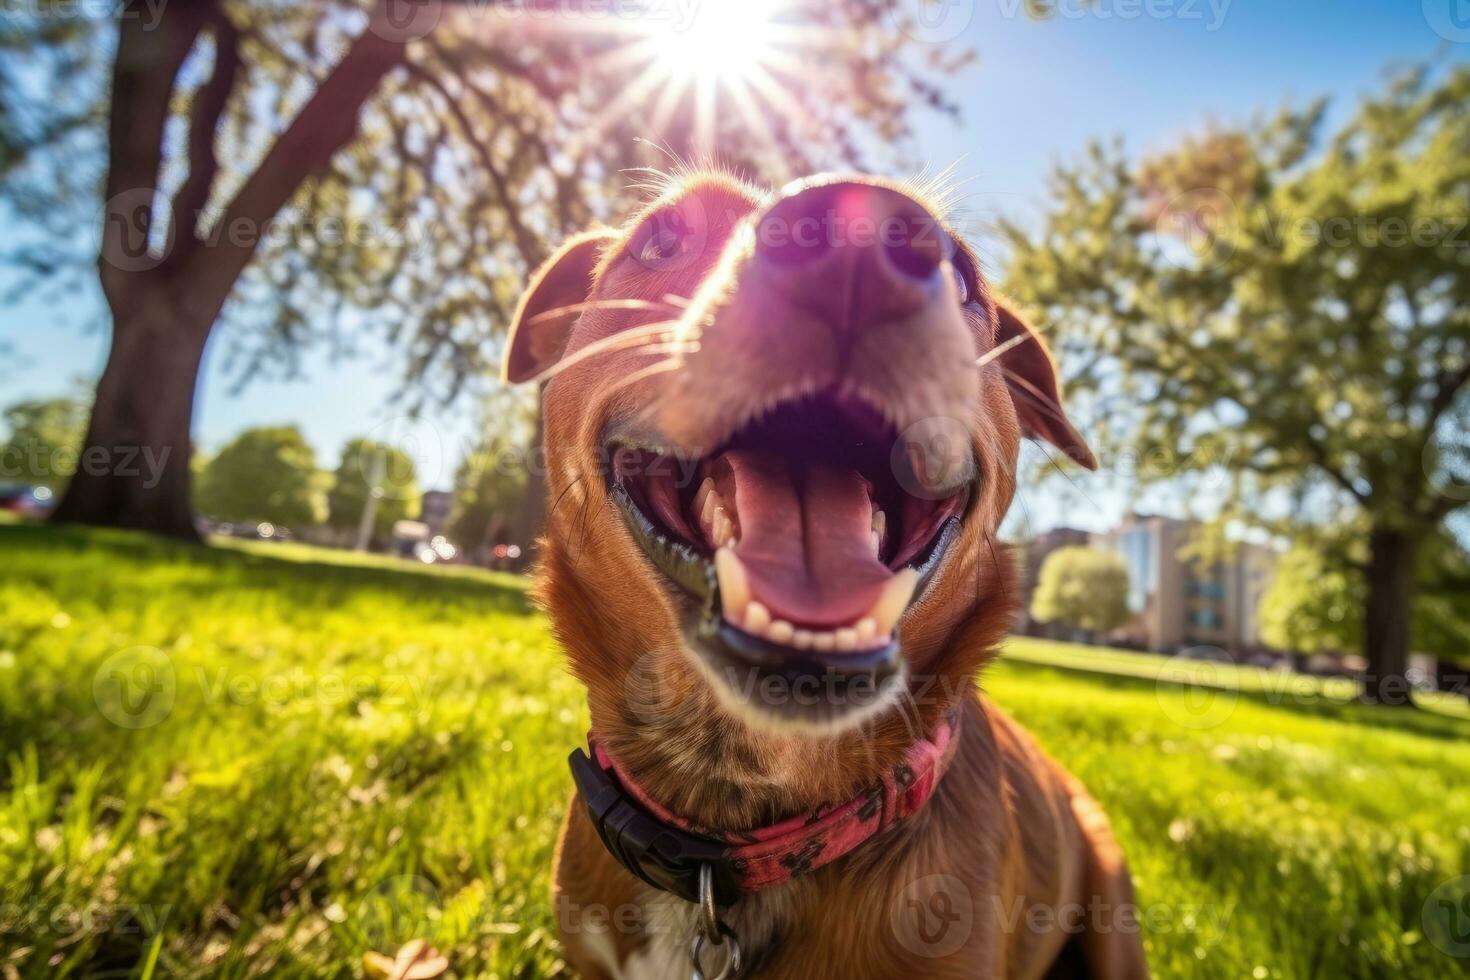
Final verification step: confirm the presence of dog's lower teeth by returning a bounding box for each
[745,600,771,633]
[769,619,795,643]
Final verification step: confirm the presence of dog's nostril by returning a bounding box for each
[882,222,945,281]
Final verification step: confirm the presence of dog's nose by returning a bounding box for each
[753,181,950,340]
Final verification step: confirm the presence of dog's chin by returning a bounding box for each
[604,389,974,734]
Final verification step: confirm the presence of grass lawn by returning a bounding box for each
[1,522,1467,978]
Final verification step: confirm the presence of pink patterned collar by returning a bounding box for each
[569,713,961,904]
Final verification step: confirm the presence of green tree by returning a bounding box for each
[1030,546,1132,635]
[0,396,89,493]
[1259,544,1362,657]
[3,2,971,539]
[1001,64,1470,704]
[449,390,535,556]
[448,446,528,557]
[327,438,421,540]
[1262,531,1470,674]
[195,426,323,527]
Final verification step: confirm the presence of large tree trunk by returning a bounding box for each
[51,305,210,541]
[1360,528,1418,707]
[50,4,409,541]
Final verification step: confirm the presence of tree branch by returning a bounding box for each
[98,0,209,299]
[171,3,241,255]
[403,61,545,269]
[1428,363,1470,428]
[1303,436,1371,504]
[182,13,409,321]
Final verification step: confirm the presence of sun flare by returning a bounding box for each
[650,0,784,81]
[559,0,814,163]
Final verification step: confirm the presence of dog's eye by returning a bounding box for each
[951,263,970,305]
[632,209,693,268]
[640,227,685,264]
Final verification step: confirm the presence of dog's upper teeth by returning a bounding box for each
[867,569,917,639]
[697,479,738,548]
[712,507,735,548]
[870,508,886,558]
[715,546,749,620]
[695,478,716,523]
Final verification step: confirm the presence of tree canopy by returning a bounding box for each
[0,395,89,493]
[3,0,972,536]
[195,425,324,527]
[1030,546,1132,635]
[1001,63,1470,702]
[326,437,421,538]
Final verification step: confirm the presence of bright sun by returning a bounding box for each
[652,0,784,80]
[568,0,807,161]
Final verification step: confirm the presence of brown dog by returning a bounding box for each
[504,171,1148,979]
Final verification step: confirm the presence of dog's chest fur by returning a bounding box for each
[584,887,791,980]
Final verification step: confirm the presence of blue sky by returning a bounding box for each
[4,1,1464,529]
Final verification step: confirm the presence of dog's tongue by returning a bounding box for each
[713,449,892,629]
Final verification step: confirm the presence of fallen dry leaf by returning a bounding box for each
[362,939,449,980]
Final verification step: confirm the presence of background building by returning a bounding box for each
[1025,515,1278,656]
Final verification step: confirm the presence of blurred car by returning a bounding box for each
[0,484,56,517]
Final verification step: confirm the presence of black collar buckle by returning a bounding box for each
[569,747,740,907]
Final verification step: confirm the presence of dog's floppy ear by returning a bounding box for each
[502,229,618,384]
[993,299,1097,470]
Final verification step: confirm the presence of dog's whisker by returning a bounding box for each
[526,298,682,327]
[600,357,688,402]
[525,322,686,384]
[999,367,1085,433]
[975,332,1032,369]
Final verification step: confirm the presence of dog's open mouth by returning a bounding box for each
[606,392,973,725]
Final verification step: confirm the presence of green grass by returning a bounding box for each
[1,522,1467,978]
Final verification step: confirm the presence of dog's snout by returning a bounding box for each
[753,181,950,340]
